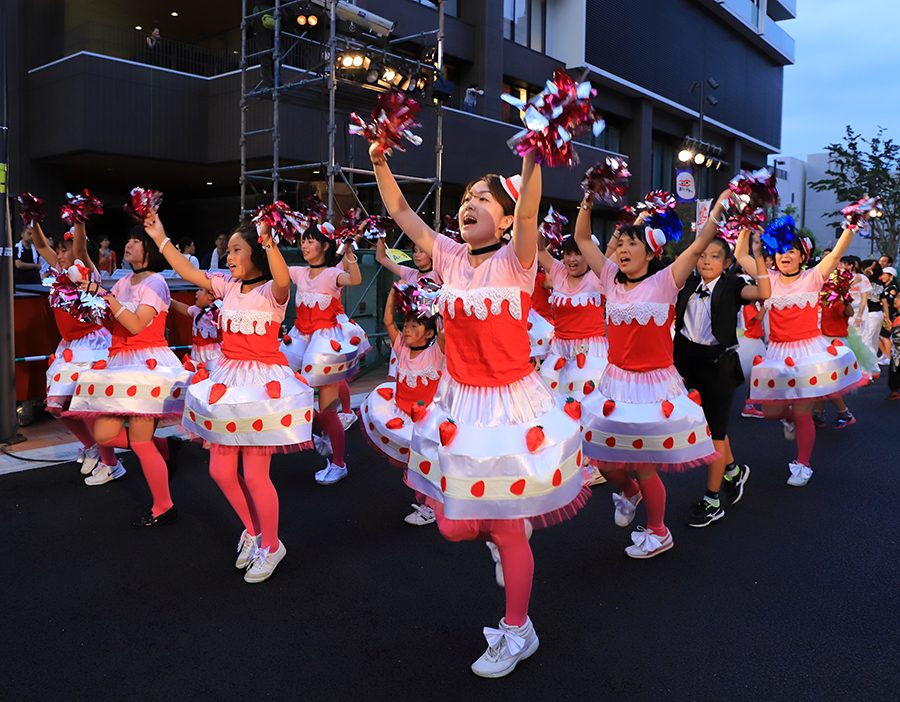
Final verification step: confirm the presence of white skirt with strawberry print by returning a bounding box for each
[279,321,368,387]
[539,335,608,402]
[45,328,111,410]
[359,382,430,468]
[527,310,554,360]
[405,371,589,526]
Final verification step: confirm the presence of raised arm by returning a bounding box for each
[511,153,540,268]
[370,143,437,256]
[670,189,732,288]
[259,225,291,304]
[536,235,556,273]
[382,288,399,344]
[28,223,58,269]
[573,197,610,277]
[336,247,362,288]
[71,221,103,276]
[170,299,191,317]
[143,213,212,291]
[816,227,855,278]
[374,236,406,278]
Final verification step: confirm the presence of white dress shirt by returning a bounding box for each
[680,275,720,346]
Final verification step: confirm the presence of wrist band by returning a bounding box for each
[754,274,770,279]
[344,254,358,263]
[579,202,592,211]
[114,306,126,319]
[158,237,171,253]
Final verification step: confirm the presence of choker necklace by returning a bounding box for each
[309,262,327,269]
[419,267,433,274]
[782,269,802,277]
[469,243,502,256]
[241,275,266,286]
[409,342,430,351]
[131,267,149,275]
[625,271,653,283]
[572,269,589,278]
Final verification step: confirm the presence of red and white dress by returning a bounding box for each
[279,266,369,386]
[580,261,715,470]
[737,302,767,378]
[360,336,444,466]
[387,266,443,379]
[187,302,223,371]
[45,270,111,411]
[406,238,587,524]
[68,273,190,418]
[749,268,864,403]
[539,260,608,401]
[527,269,554,360]
[182,275,314,451]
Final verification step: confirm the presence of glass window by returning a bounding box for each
[592,122,621,153]
[651,138,675,193]
[411,0,458,17]
[503,0,544,51]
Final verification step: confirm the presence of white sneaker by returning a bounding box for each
[471,617,540,678]
[315,461,348,485]
[485,520,532,589]
[313,433,333,457]
[786,461,813,487]
[613,491,642,527]
[79,445,102,475]
[586,465,607,486]
[782,419,796,440]
[244,540,287,583]
[235,530,261,569]
[338,412,358,431]
[625,526,674,559]
[84,459,126,486]
[403,503,436,526]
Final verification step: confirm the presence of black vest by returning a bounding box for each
[674,272,746,349]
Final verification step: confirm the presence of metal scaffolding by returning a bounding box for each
[239,0,447,227]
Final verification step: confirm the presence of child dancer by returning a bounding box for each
[738,299,767,418]
[145,215,313,582]
[528,264,555,362]
[673,230,770,527]
[29,221,119,483]
[360,281,445,525]
[279,223,366,485]
[575,189,729,558]
[372,145,586,677]
[68,225,191,525]
[171,288,223,371]
[813,288,866,428]
[749,224,863,486]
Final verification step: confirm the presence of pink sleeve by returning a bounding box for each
[599,257,619,292]
[110,277,126,298]
[288,266,305,287]
[432,235,465,280]
[662,265,682,295]
[805,265,826,289]
[187,305,200,317]
[208,272,234,300]
[548,259,567,287]
[326,267,343,290]
[398,267,419,284]
[138,274,171,314]
[255,280,287,311]
[498,242,536,292]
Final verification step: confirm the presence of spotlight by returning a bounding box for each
[678,149,693,163]
[135,25,143,30]
[693,152,706,165]
[340,54,354,68]
[705,157,713,168]
[352,54,364,67]
[170,11,178,17]
[308,15,318,26]
[382,67,396,83]
[296,14,307,25]
[715,160,722,170]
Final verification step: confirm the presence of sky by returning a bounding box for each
[778,1,900,160]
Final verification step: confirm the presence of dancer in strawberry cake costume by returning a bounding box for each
[171,287,223,372]
[20,209,119,485]
[278,222,368,486]
[574,188,730,559]
[145,212,314,583]
[67,222,191,526]
[359,279,445,526]
[371,144,587,677]
[749,215,864,487]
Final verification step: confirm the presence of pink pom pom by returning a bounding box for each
[841,195,882,235]
[349,90,423,155]
[440,213,463,243]
[252,201,305,245]
[581,157,631,206]
[60,190,104,226]
[820,267,854,307]
[539,206,568,255]
[125,187,163,222]
[15,193,45,227]
[502,69,605,167]
[363,215,395,241]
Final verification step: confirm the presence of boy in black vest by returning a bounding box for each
[674,232,770,527]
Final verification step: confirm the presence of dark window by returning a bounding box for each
[592,122,622,153]
[503,0,545,52]
[411,0,459,16]
[651,138,675,192]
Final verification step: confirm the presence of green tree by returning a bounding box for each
[808,126,900,259]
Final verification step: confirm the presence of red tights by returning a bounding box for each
[436,514,532,627]
[603,468,668,535]
[208,447,280,551]
[315,410,345,467]
[99,428,172,516]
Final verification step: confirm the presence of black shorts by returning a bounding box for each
[673,335,743,441]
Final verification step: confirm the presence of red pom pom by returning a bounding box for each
[252,201,306,245]
[60,189,104,226]
[348,89,423,156]
[124,187,163,223]
[15,193,45,227]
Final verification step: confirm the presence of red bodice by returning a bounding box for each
[221,323,288,365]
[820,304,849,338]
[294,298,340,335]
[395,375,440,416]
[742,305,764,340]
[54,308,104,342]
[552,299,606,340]
[769,304,820,343]
[108,312,169,355]
[606,306,675,372]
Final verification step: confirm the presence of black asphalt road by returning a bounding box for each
[2,380,898,701]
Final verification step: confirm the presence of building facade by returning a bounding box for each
[4,0,795,248]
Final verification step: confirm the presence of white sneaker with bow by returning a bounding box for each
[471,617,540,678]
[315,461,348,485]
[244,540,287,583]
[624,526,673,559]
[338,412,358,431]
[403,503,436,526]
[235,530,261,569]
[613,491,642,527]
[786,461,813,487]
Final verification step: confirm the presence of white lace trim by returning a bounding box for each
[193,315,219,339]
[439,286,523,320]
[397,367,441,387]
[549,291,603,308]
[218,309,273,335]
[295,291,335,310]
[765,292,819,310]
[606,301,671,326]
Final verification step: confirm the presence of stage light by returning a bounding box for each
[340,54,354,68]
[678,149,693,163]
[171,11,179,17]
[352,54,364,67]
[705,157,713,168]
[382,67,396,83]
[308,15,318,26]
[296,14,307,25]
[693,152,706,165]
